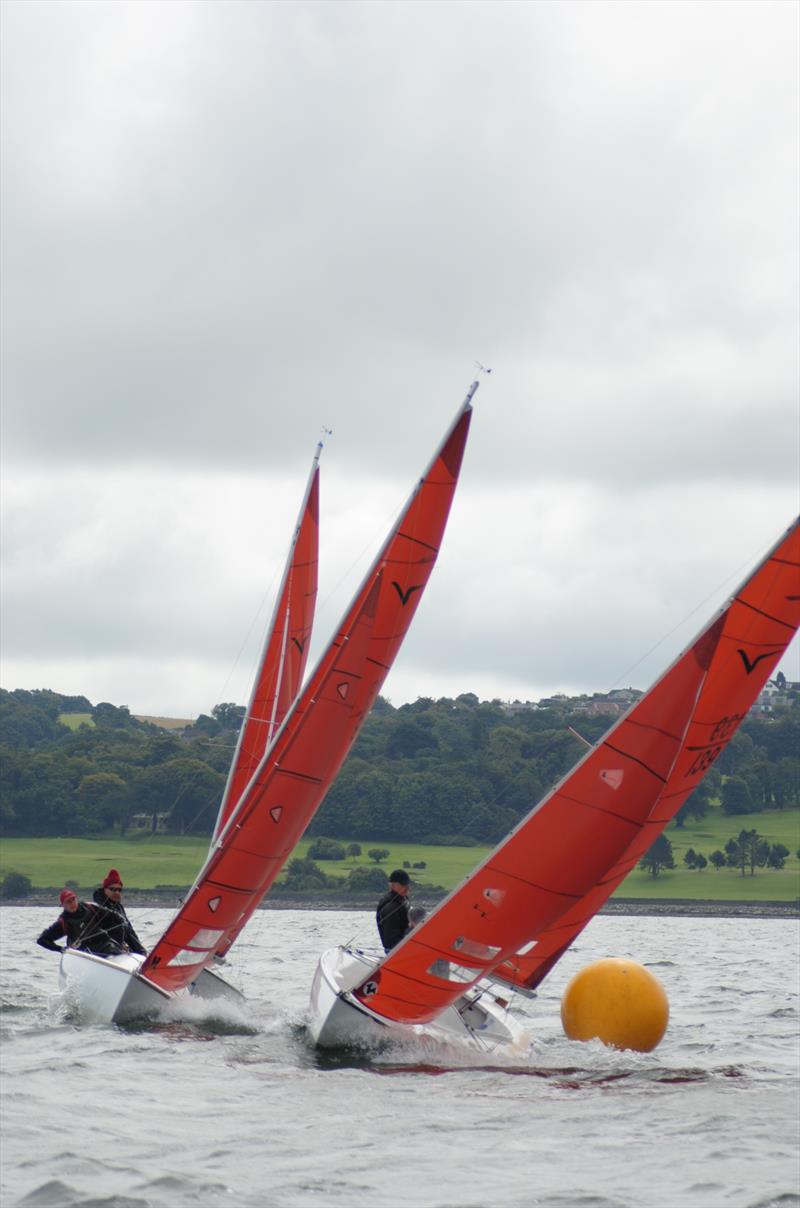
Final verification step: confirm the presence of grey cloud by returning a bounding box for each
[1,1,797,714]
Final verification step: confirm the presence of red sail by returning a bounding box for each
[351,518,799,1026]
[211,447,321,845]
[139,388,476,995]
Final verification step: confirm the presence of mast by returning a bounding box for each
[210,441,322,846]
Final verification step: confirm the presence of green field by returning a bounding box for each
[2,806,798,900]
[58,712,94,730]
[0,835,207,891]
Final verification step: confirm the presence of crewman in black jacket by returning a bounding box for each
[36,888,120,955]
[376,869,411,952]
[92,869,146,955]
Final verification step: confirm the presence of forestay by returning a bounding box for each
[350,517,800,1026]
[211,445,321,845]
[140,387,476,994]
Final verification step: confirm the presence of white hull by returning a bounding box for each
[309,946,530,1054]
[58,949,244,1025]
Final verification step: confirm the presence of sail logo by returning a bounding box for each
[737,648,780,675]
[359,979,379,997]
[710,714,743,742]
[392,581,422,607]
[687,743,724,777]
[600,769,624,790]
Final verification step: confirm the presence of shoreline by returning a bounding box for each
[3,894,797,918]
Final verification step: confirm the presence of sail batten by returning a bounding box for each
[352,517,799,1026]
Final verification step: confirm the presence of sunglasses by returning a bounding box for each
[107,886,123,892]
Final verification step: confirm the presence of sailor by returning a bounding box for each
[92,869,146,955]
[376,869,411,952]
[36,889,120,956]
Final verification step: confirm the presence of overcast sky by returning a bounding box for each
[2,0,798,719]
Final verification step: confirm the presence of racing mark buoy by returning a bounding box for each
[560,958,669,1052]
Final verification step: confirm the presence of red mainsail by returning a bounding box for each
[140,387,476,994]
[211,445,321,845]
[351,517,800,1026]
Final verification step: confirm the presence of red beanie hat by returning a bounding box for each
[60,888,76,905]
[102,868,123,889]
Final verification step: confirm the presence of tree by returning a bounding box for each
[281,858,333,891]
[744,761,774,811]
[694,853,707,871]
[639,834,675,878]
[189,714,221,737]
[675,775,716,827]
[76,772,128,832]
[726,829,764,876]
[722,776,753,816]
[385,719,439,759]
[345,865,388,892]
[346,843,362,858]
[774,758,800,808]
[767,843,790,870]
[683,848,698,869]
[1,872,32,899]
[709,850,726,872]
[367,848,390,864]
[307,838,346,860]
[212,703,245,731]
[133,759,223,835]
[463,803,517,844]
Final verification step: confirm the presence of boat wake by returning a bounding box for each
[305,1019,748,1086]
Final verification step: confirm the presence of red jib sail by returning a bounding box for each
[140,386,476,995]
[352,517,800,1026]
[211,445,321,845]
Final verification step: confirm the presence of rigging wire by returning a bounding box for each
[606,530,791,693]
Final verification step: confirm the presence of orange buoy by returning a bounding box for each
[561,958,669,1052]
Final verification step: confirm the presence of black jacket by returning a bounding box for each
[92,888,146,955]
[376,889,410,952]
[36,902,120,955]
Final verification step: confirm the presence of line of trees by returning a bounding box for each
[2,687,799,842]
[640,831,795,878]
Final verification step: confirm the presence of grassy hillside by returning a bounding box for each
[58,712,94,730]
[2,807,798,900]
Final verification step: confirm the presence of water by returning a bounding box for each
[1,908,798,1208]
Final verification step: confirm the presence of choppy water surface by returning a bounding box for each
[1,908,798,1208]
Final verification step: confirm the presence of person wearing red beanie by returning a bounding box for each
[92,870,145,955]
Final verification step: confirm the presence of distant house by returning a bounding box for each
[751,678,797,715]
[583,700,623,718]
[500,700,537,716]
[500,687,642,718]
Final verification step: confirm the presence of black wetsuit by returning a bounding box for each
[36,902,120,955]
[92,888,146,955]
[376,890,410,952]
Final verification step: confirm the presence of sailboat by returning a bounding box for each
[58,384,477,1023]
[308,516,800,1051]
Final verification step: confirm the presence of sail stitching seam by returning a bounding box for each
[733,597,797,629]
